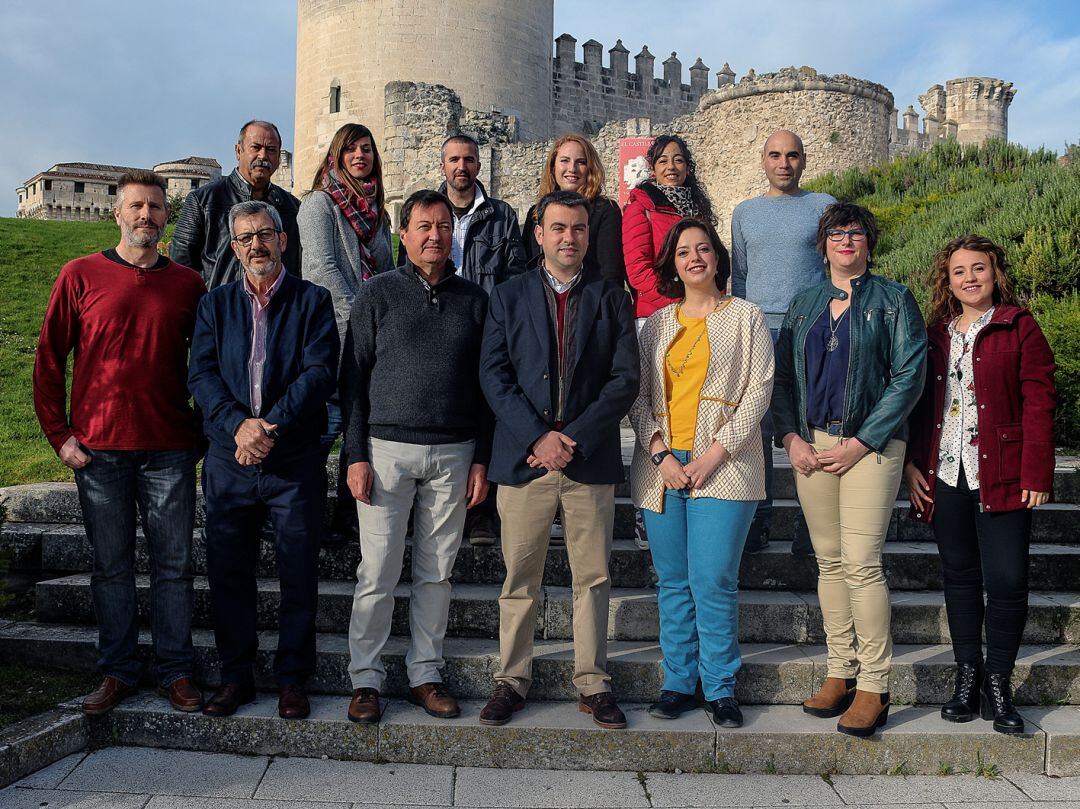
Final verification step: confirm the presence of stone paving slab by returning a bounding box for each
[59,745,270,797]
[828,775,1028,804]
[0,707,88,789]
[145,798,358,809]
[255,756,454,805]
[12,750,86,789]
[1005,775,1080,802]
[644,772,844,806]
[452,767,649,807]
[1021,707,1080,776]
[0,787,149,807]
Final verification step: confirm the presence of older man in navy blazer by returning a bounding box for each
[478,190,639,729]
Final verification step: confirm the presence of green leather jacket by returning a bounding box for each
[773,270,927,452]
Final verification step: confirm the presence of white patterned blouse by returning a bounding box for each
[937,307,995,489]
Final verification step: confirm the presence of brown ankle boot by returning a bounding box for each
[837,690,890,737]
[803,677,857,718]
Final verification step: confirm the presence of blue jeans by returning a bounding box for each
[74,449,197,686]
[642,449,756,700]
[322,402,352,515]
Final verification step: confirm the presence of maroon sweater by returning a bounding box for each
[33,250,207,453]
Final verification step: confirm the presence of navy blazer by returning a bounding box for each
[480,268,639,485]
[188,270,339,463]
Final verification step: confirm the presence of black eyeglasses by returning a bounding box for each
[232,228,279,246]
[825,228,868,242]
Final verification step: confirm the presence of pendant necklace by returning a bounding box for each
[826,307,848,353]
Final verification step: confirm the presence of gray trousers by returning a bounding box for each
[348,437,474,690]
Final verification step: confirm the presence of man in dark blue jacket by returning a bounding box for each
[188,200,338,721]
[477,190,639,729]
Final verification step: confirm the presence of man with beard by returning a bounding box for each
[421,133,526,544]
[172,120,301,289]
[188,201,337,720]
[33,170,207,715]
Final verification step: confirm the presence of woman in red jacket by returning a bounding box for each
[904,235,1056,736]
[622,135,716,326]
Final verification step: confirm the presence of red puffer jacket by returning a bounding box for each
[906,306,1057,522]
[622,183,681,318]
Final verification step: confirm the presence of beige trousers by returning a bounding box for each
[495,472,614,697]
[795,429,904,693]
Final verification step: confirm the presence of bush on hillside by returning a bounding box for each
[806,139,1080,448]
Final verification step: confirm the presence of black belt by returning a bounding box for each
[811,421,844,437]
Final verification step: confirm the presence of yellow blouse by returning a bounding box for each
[663,308,710,450]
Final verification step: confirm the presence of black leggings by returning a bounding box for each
[932,467,1032,674]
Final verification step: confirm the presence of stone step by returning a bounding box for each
[33,573,1080,646]
[7,521,1080,592]
[73,690,1080,775]
[3,482,1078,543]
[2,622,1077,707]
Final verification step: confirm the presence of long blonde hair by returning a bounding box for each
[538,134,606,202]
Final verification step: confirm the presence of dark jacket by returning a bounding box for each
[480,268,639,485]
[906,306,1056,521]
[188,271,338,463]
[171,169,302,290]
[773,270,927,453]
[522,196,626,286]
[341,262,492,465]
[622,182,681,318]
[399,181,526,294]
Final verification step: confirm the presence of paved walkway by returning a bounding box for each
[2,747,1079,808]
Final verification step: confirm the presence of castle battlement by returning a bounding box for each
[701,66,894,110]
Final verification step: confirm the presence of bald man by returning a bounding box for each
[731,130,836,556]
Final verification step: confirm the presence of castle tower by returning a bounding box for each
[294,0,554,192]
[944,77,1015,144]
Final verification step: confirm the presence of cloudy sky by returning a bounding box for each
[3,1,1078,216]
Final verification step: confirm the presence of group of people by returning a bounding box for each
[32,116,1057,740]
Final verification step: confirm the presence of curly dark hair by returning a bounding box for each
[646,135,716,226]
[654,218,730,299]
[928,234,1019,325]
[815,202,880,259]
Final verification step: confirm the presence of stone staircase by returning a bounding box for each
[1,437,1078,775]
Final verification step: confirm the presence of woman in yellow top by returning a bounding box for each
[629,218,774,727]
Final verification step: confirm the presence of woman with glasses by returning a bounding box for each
[522,134,625,285]
[629,218,773,728]
[772,202,927,736]
[297,123,394,544]
[904,236,1056,735]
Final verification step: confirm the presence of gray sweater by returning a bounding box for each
[730,190,836,329]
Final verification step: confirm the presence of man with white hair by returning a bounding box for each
[34,170,207,716]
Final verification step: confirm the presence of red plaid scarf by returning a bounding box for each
[323,168,380,280]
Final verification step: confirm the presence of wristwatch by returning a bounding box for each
[651,450,671,466]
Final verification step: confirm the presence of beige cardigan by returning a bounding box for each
[629,297,774,512]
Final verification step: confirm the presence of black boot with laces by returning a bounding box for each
[980,672,1024,734]
[940,662,981,722]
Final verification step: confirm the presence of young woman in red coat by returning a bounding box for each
[904,235,1057,735]
[622,136,716,325]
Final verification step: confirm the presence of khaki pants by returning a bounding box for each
[795,430,904,693]
[496,472,614,697]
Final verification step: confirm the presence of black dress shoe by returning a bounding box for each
[649,690,699,719]
[578,692,627,729]
[479,682,526,726]
[202,682,257,717]
[941,662,981,723]
[981,672,1024,734]
[278,684,310,719]
[709,697,743,728]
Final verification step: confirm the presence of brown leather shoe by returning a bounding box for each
[837,690,890,737]
[278,684,310,719]
[803,677,857,718]
[579,692,627,729]
[408,682,460,718]
[479,682,526,726]
[82,676,138,715]
[348,687,382,724]
[157,677,203,712]
[202,682,257,717]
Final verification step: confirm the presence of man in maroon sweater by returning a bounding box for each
[33,170,207,715]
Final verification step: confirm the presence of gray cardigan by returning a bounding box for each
[297,190,395,352]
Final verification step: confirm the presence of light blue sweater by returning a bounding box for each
[730,190,836,329]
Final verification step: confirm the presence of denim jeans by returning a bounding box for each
[641,449,757,700]
[74,448,197,686]
[322,402,353,516]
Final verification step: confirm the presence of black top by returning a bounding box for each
[805,305,851,428]
[341,262,493,464]
[103,248,170,271]
[522,196,626,287]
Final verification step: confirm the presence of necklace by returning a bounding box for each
[826,307,848,353]
[665,299,726,377]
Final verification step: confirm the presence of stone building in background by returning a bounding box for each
[16,157,220,221]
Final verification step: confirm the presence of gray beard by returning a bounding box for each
[120,224,161,249]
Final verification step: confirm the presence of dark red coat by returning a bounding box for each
[622,183,681,318]
[906,305,1056,522]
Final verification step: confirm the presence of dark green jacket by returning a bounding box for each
[773,270,927,453]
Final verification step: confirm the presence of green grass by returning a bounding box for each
[0,218,120,487]
[0,662,99,729]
